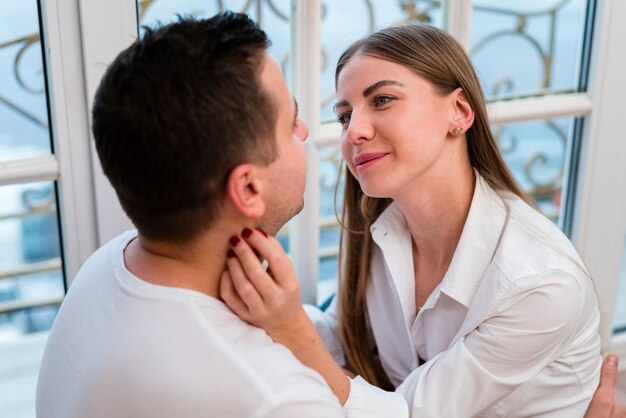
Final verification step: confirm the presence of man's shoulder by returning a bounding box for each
[69,230,136,287]
[117,316,338,414]
[39,286,338,417]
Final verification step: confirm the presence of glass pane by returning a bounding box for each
[0,2,51,162]
[0,181,64,418]
[493,117,574,224]
[614,237,626,332]
[320,0,447,122]
[470,0,589,100]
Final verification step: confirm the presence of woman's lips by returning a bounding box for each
[354,153,388,173]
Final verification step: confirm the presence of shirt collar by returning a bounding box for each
[370,201,416,327]
[367,172,508,318]
[440,172,507,308]
[370,200,405,237]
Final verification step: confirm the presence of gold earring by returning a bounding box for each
[453,127,463,135]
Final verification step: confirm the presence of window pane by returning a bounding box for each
[470,0,589,100]
[0,181,64,418]
[0,2,51,162]
[492,117,575,224]
[614,237,626,332]
[320,0,447,122]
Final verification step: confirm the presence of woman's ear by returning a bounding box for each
[225,164,266,219]
[449,88,475,136]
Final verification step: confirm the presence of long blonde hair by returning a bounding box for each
[335,24,532,389]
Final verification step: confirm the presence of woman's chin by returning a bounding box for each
[360,183,391,199]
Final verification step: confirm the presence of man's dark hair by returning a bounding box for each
[92,12,276,241]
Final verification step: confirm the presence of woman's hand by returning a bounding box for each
[220,227,351,404]
[220,227,310,339]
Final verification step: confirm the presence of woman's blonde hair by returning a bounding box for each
[335,24,532,389]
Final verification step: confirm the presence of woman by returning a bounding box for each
[221,24,603,417]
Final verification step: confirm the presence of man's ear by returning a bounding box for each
[226,164,266,219]
[449,88,475,135]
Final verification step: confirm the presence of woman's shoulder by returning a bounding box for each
[492,190,588,286]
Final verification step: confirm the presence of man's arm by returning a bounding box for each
[585,355,626,418]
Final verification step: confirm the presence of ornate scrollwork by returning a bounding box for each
[139,0,291,72]
[0,33,48,129]
[469,0,576,217]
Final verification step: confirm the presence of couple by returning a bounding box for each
[37,12,624,417]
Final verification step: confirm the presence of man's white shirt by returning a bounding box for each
[36,231,344,418]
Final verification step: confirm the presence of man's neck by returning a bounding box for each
[123,231,230,299]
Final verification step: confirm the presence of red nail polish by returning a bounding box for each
[255,228,268,238]
[227,249,236,259]
[229,236,240,247]
[242,228,253,239]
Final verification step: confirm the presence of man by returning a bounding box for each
[35,11,623,418]
[585,356,626,418]
[36,12,342,418]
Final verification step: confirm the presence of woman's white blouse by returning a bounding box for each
[306,174,601,417]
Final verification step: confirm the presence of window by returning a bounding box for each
[0,0,97,415]
[4,1,623,415]
[0,2,63,415]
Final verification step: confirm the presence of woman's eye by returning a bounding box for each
[336,112,351,125]
[373,95,391,107]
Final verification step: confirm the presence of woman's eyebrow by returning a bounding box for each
[362,80,404,97]
[333,80,405,112]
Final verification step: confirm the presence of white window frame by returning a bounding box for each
[571,0,626,364]
[1,0,102,280]
[76,0,137,255]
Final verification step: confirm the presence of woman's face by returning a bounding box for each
[335,54,460,198]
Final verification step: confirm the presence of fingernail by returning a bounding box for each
[608,355,618,367]
[242,228,253,239]
[255,228,268,238]
[229,236,240,247]
[227,249,236,259]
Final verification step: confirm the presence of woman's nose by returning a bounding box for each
[345,112,374,144]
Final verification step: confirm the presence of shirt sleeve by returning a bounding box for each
[344,376,409,418]
[395,269,583,417]
[304,299,346,366]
